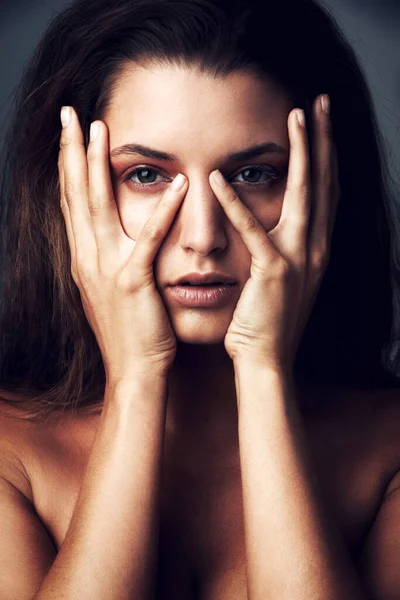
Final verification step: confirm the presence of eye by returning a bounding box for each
[231,165,282,186]
[124,166,165,188]
[123,164,284,190]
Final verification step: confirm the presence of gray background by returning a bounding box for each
[0,0,399,182]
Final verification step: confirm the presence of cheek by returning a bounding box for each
[113,183,285,240]
[115,191,161,241]
[248,194,284,232]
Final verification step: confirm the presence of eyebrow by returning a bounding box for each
[110,141,288,161]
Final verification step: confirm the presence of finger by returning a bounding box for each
[278,108,311,258]
[125,174,188,287]
[208,170,278,274]
[58,152,78,278]
[86,120,126,255]
[59,106,98,270]
[308,94,337,268]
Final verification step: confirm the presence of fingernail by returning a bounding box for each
[321,94,330,115]
[60,106,71,128]
[212,169,226,186]
[90,122,99,142]
[171,173,186,191]
[296,109,305,128]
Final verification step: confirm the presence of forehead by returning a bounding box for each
[103,63,293,154]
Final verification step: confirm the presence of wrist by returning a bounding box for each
[233,359,295,411]
[105,365,169,389]
[104,372,169,410]
[233,356,292,379]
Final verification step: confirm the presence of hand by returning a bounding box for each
[58,107,188,384]
[209,95,340,372]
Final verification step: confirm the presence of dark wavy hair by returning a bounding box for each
[0,0,399,422]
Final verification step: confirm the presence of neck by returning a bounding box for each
[164,342,239,472]
[163,343,326,474]
[86,345,326,471]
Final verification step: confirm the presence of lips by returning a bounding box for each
[171,272,237,286]
[167,280,237,307]
[179,281,234,286]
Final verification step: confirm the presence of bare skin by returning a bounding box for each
[0,386,400,598]
[0,64,399,598]
[107,64,293,462]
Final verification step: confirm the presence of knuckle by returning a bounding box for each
[244,213,259,232]
[270,257,291,279]
[298,183,309,202]
[160,197,175,212]
[325,167,335,190]
[59,135,85,151]
[225,190,238,204]
[64,176,88,200]
[75,257,97,285]
[60,202,69,224]
[59,195,68,212]
[59,135,73,149]
[142,223,162,243]
[87,195,102,216]
[311,247,329,272]
[63,179,77,199]
[116,271,132,292]
[116,268,141,293]
[316,167,333,191]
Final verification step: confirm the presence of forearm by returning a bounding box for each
[34,374,168,600]
[234,363,366,600]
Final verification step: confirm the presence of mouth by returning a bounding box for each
[167,280,238,307]
[170,271,238,286]
[177,282,236,286]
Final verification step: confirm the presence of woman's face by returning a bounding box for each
[104,63,294,344]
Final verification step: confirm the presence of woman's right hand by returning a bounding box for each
[58,106,187,384]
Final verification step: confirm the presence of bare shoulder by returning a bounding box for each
[367,386,400,490]
[0,394,100,504]
[356,386,400,450]
[333,386,400,478]
[372,386,400,428]
[305,385,400,483]
[0,397,38,502]
[356,388,400,596]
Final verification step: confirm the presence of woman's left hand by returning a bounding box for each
[210,94,341,372]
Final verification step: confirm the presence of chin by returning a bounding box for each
[175,332,226,345]
[171,312,232,345]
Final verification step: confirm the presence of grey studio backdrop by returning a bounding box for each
[0,0,399,201]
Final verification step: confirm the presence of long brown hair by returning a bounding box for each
[0,0,399,422]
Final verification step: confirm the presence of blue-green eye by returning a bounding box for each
[124,164,283,189]
[232,166,281,185]
[124,166,162,187]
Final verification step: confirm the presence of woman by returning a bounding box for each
[0,0,399,597]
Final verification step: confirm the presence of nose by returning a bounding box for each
[172,177,231,256]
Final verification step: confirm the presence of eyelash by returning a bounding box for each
[123,164,284,190]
